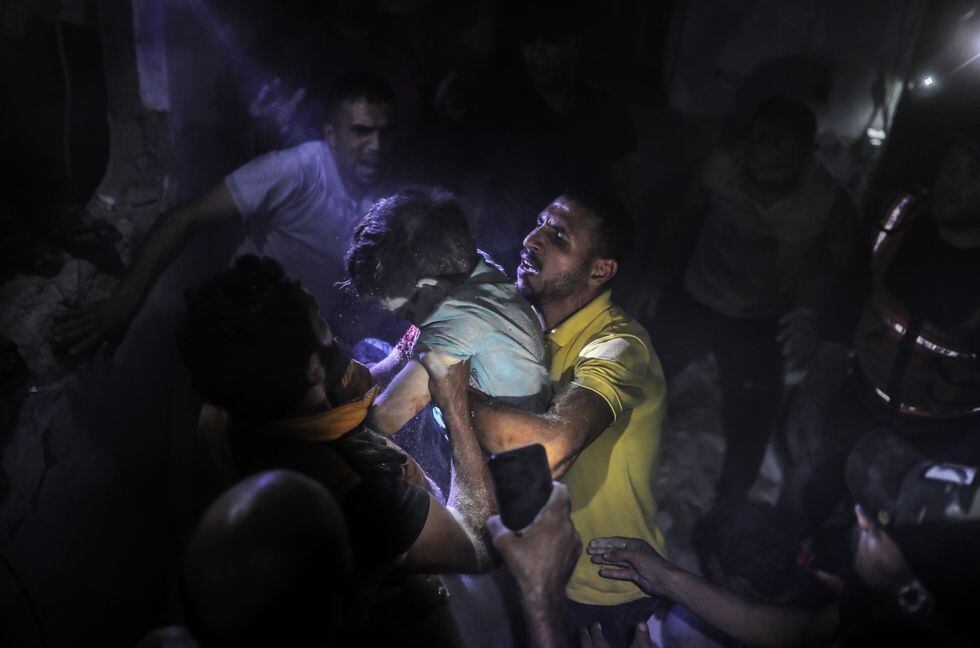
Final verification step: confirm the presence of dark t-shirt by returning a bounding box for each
[229,425,431,569]
[821,204,980,346]
[885,214,980,334]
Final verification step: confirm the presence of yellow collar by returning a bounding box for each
[263,385,380,442]
[548,290,614,348]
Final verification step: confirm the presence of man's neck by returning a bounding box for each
[938,223,980,249]
[342,176,367,203]
[535,289,601,332]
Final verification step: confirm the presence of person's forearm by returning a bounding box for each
[521,590,572,648]
[368,359,431,436]
[115,181,238,308]
[470,396,579,478]
[663,568,825,647]
[444,385,495,570]
[112,206,194,308]
[369,350,406,387]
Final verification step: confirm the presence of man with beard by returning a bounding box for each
[54,71,397,353]
[464,188,673,647]
[181,255,501,645]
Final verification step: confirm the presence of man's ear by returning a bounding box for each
[322,121,336,148]
[854,504,873,531]
[588,258,618,287]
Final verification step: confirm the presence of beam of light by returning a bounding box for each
[948,49,980,76]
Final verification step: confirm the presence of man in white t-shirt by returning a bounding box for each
[54,71,397,351]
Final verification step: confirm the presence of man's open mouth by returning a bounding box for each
[519,251,540,274]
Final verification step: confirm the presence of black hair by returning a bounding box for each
[515,2,584,43]
[180,255,319,422]
[345,186,477,299]
[323,70,396,123]
[560,186,635,265]
[752,95,818,144]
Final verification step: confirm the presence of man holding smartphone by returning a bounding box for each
[468,188,670,646]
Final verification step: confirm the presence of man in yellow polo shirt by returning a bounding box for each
[470,188,674,646]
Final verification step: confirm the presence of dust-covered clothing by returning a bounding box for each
[418,253,550,411]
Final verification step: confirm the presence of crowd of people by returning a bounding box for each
[24,4,980,647]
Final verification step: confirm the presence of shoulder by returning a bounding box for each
[577,306,654,372]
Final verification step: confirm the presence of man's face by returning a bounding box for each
[932,144,980,227]
[324,99,395,194]
[852,504,914,592]
[521,34,576,89]
[745,121,810,192]
[517,197,597,306]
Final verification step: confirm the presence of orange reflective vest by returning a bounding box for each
[854,193,980,417]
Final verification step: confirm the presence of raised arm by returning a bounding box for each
[401,352,496,573]
[470,383,613,479]
[53,182,241,354]
[588,537,839,648]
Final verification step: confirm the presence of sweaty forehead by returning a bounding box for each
[543,197,598,236]
[336,99,394,127]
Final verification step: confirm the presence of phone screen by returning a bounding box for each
[488,444,553,531]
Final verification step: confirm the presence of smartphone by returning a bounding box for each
[488,443,553,531]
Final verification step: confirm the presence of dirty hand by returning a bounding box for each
[588,537,674,599]
[777,307,817,367]
[579,621,658,648]
[487,482,581,601]
[419,350,470,408]
[52,295,136,355]
[249,78,306,135]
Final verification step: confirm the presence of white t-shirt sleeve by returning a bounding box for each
[224,148,306,221]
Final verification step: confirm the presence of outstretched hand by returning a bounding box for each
[249,78,306,136]
[588,537,675,599]
[52,295,136,356]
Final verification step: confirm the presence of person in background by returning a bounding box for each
[635,96,856,541]
[54,71,398,353]
[590,430,980,648]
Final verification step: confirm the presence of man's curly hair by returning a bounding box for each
[180,255,320,422]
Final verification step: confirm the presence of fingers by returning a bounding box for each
[588,536,648,554]
[285,87,306,110]
[53,317,94,342]
[547,481,571,514]
[486,514,509,544]
[597,566,636,582]
[579,623,612,648]
[631,622,657,648]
